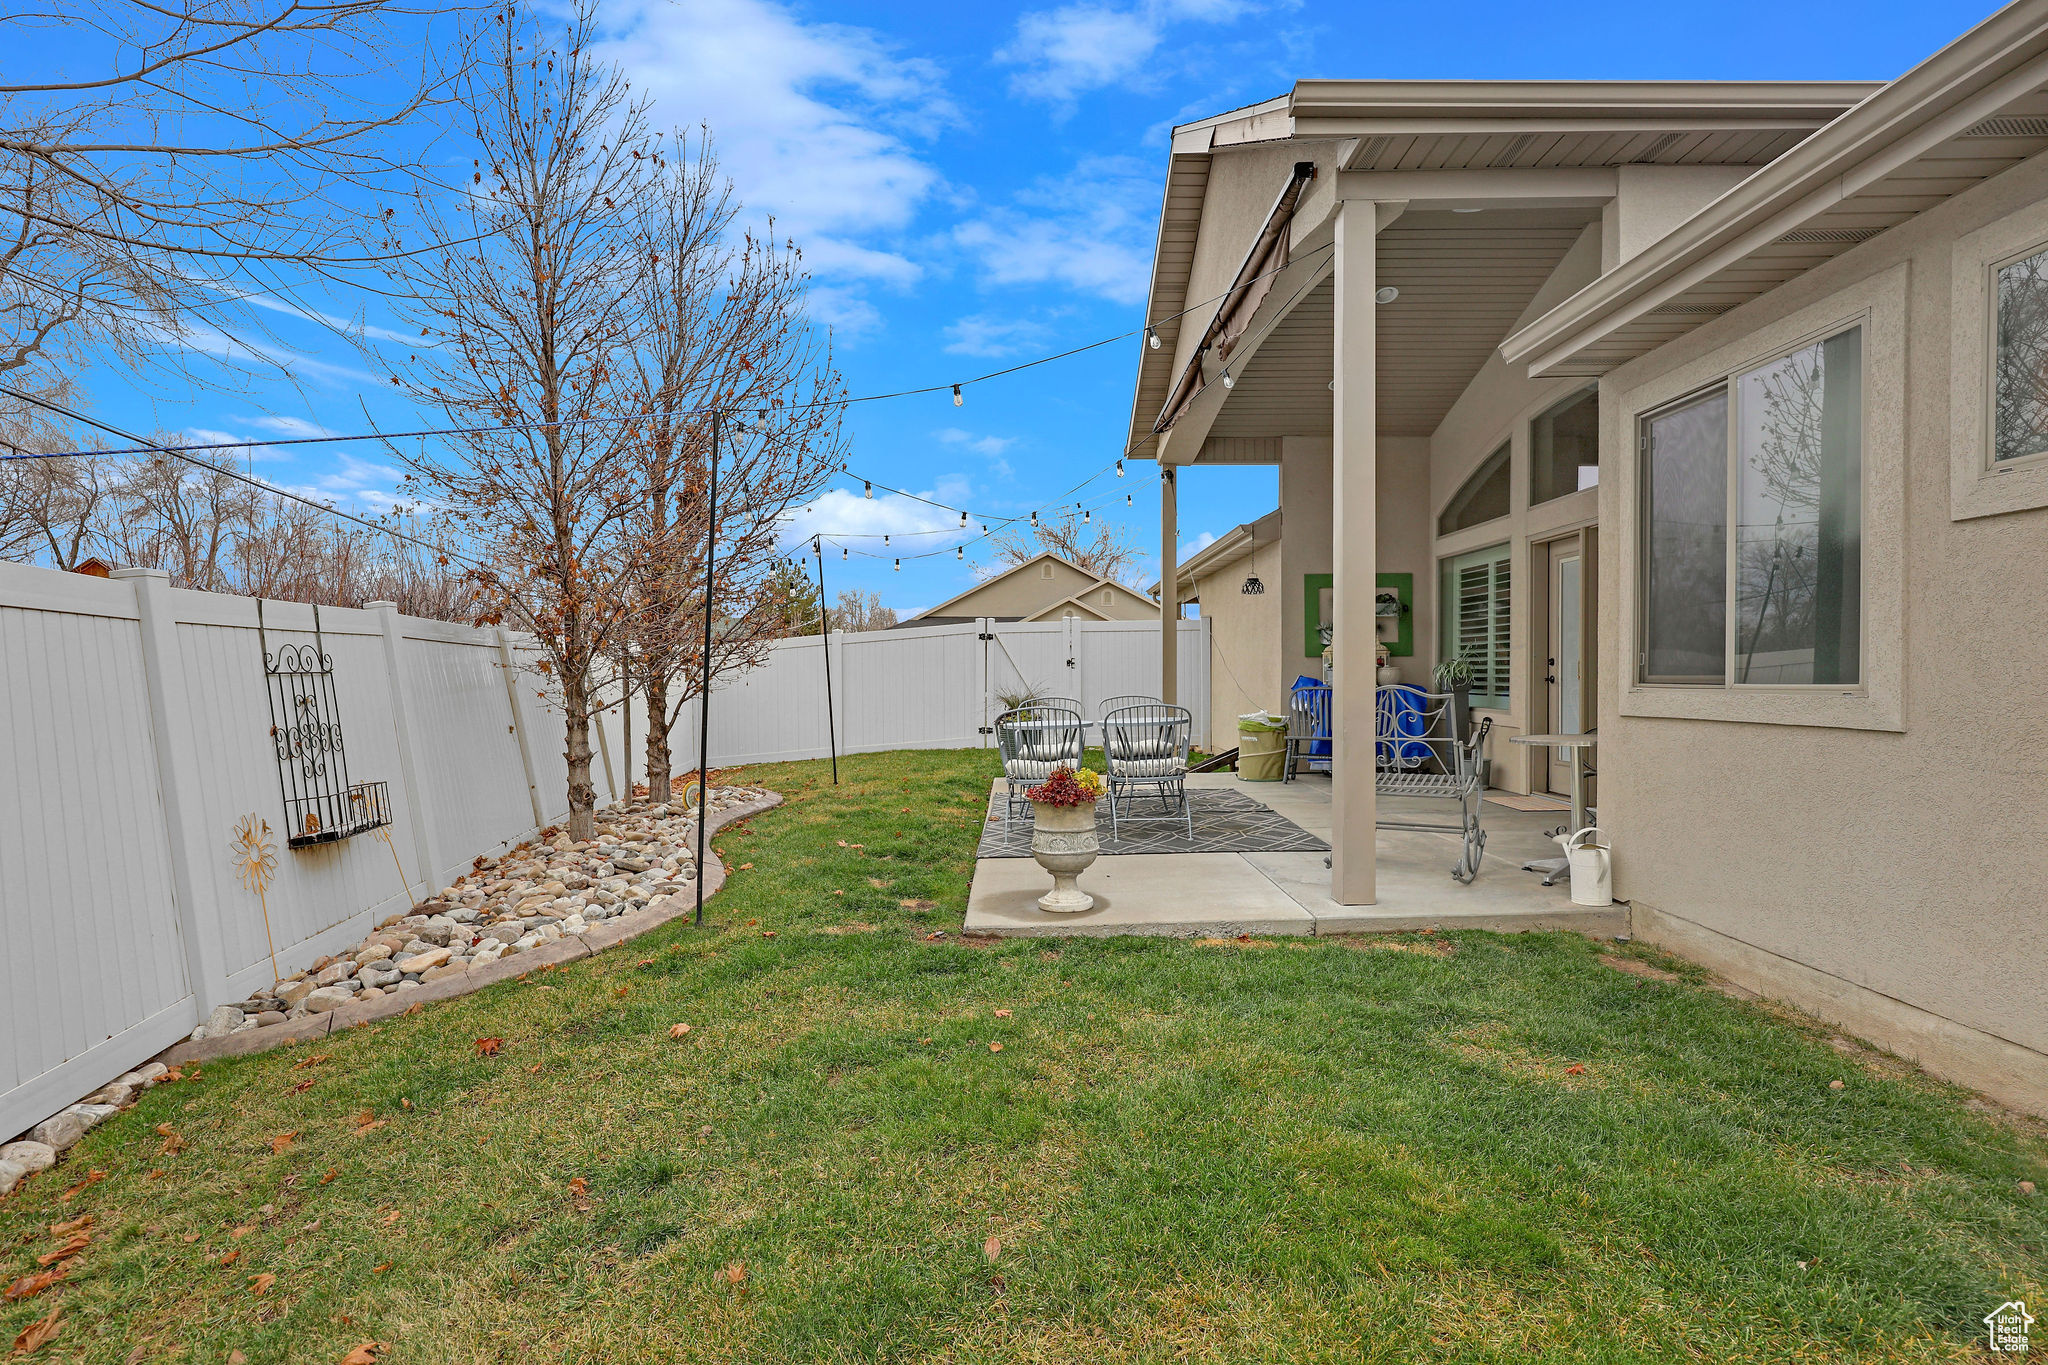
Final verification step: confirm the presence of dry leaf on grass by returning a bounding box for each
[287,1079,316,1095]
[229,1351,249,1364]
[268,1131,298,1155]
[58,1171,105,1202]
[11,1306,60,1353]
[722,1261,746,1286]
[35,1234,90,1268]
[338,1343,388,1365]
[320,1168,340,1185]
[230,1224,255,1239]
[379,1211,401,1226]
[291,1053,330,1070]
[993,1009,1012,1019]
[988,1042,1003,1053]
[217,1249,239,1266]
[351,1112,386,1136]
[613,986,630,998]
[47,1217,90,1237]
[983,1236,1001,1262]
[156,1124,185,1155]
[248,1273,276,1296]
[3,1269,64,1302]
[668,1023,692,1038]
[371,1263,390,1274]
[1564,1063,1587,1076]
[738,862,753,870]
[761,931,778,939]
[474,1037,503,1057]
[403,1003,424,1016]
[568,1176,591,1213]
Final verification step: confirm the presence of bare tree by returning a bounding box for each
[381,0,650,840]
[831,588,897,633]
[0,0,450,399]
[617,132,846,799]
[989,506,1145,586]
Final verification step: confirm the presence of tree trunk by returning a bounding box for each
[644,668,673,801]
[563,670,597,840]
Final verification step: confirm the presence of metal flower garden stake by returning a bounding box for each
[232,814,282,987]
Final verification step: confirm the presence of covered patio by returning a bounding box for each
[962,773,1625,938]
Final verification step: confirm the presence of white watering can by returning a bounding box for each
[1558,826,1611,907]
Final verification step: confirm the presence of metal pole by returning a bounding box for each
[814,536,839,784]
[694,409,719,926]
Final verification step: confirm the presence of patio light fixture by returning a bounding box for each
[952,384,963,406]
[1242,574,1265,596]
[1375,286,1400,304]
[1147,327,1160,349]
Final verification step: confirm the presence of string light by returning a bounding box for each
[956,545,963,560]
[1221,370,1234,389]
[863,480,873,498]
[1030,511,1038,526]
[1146,327,1160,350]
[952,384,963,407]
[893,557,901,571]
[1083,508,1091,523]
[842,545,848,559]
[959,510,967,526]
[883,534,889,546]
[1117,459,1124,477]
[1126,493,1132,505]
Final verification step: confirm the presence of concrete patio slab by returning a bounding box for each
[963,852,1315,938]
[966,768,1627,940]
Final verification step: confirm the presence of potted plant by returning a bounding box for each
[1433,649,1480,771]
[1024,765,1104,913]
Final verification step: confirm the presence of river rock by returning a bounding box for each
[421,963,467,983]
[0,1160,29,1196]
[203,1004,246,1037]
[303,985,356,1013]
[29,1111,87,1151]
[314,960,357,986]
[1,1141,56,1173]
[396,947,450,974]
[360,965,401,988]
[278,978,317,1007]
[355,943,394,966]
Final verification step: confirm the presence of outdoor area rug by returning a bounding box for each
[977,785,1331,858]
[1484,790,1571,812]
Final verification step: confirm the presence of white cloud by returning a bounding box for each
[951,156,1156,304]
[943,314,1055,358]
[781,483,974,552]
[593,0,949,288]
[183,427,291,463]
[1178,529,1217,559]
[996,0,1261,105]
[934,427,1014,457]
[242,415,336,440]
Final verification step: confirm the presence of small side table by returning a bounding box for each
[1508,733,1597,886]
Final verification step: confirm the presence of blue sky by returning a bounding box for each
[67,0,1996,616]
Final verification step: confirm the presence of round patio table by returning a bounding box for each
[1508,733,1597,886]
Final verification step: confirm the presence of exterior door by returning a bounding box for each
[1546,543,1584,796]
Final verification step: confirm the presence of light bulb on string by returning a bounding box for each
[959,510,967,527]
[1083,508,1091,524]
[893,558,901,571]
[841,546,848,560]
[951,384,963,407]
[956,545,963,560]
[1117,459,1124,477]
[864,481,872,499]
[1030,511,1038,526]
[883,534,889,546]
[1126,493,1132,505]
[1146,327,1160,350]
[1221,370,1234,389]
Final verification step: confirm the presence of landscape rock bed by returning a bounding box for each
[195,786,772,1034]
[2,786,776,1179]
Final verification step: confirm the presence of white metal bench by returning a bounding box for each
[1375,687,1493,883]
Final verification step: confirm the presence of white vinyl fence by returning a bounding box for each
[0,561,587,1141]
[654,615,1211,770]
[0,558,1204,1140]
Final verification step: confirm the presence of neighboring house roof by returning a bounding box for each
[1125,80,1877,461]
[1502,7,2048,376]
[1155,509,1281,601]
[900,551,1157,626]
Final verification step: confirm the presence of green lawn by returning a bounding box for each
[4,749,2042,1363]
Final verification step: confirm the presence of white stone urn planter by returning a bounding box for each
[1029,799,1101,913]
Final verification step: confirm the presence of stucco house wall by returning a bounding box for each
[1193,536,1286,752]
[907,554,1155,625]
[1595,145,2048,1113]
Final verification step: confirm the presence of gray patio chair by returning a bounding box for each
[996,704,1083,819]
[1101,703,1194,839]
[1374,686,1493,884]
[1098,694,1162,725]
[1025,694,1083,716]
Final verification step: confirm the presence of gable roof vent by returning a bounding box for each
[1772,226,1885,245]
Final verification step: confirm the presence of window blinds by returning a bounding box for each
[1448,548,1511,708]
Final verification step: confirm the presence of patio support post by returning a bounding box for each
[1159,466,1178,705]
[1330,201,1385,906]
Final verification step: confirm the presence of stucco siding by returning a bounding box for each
[1596,146,2048,1106]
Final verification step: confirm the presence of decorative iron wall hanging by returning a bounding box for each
[257,599,392,849]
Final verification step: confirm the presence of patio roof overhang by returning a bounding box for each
[1501,6,2048,376]
[1125,81,1878,463]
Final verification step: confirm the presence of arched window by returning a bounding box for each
[1438,442,1510,536]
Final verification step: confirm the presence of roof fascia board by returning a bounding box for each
[1503,13,2048,373]
[1175,93,1291,137]
[1288,79,1879,121]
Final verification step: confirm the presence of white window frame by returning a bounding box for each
[1952,201,2048,519]
[1440,541,1512,711]
[1613,263,1905,732]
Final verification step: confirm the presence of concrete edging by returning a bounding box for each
[155,791,784,1067]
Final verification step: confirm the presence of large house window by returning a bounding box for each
[1440,544,1511,710]
[1638,325,1863,687]
[1530,388,1599,504]
[1994,243,2048,465]
[1437,442,1509,536]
